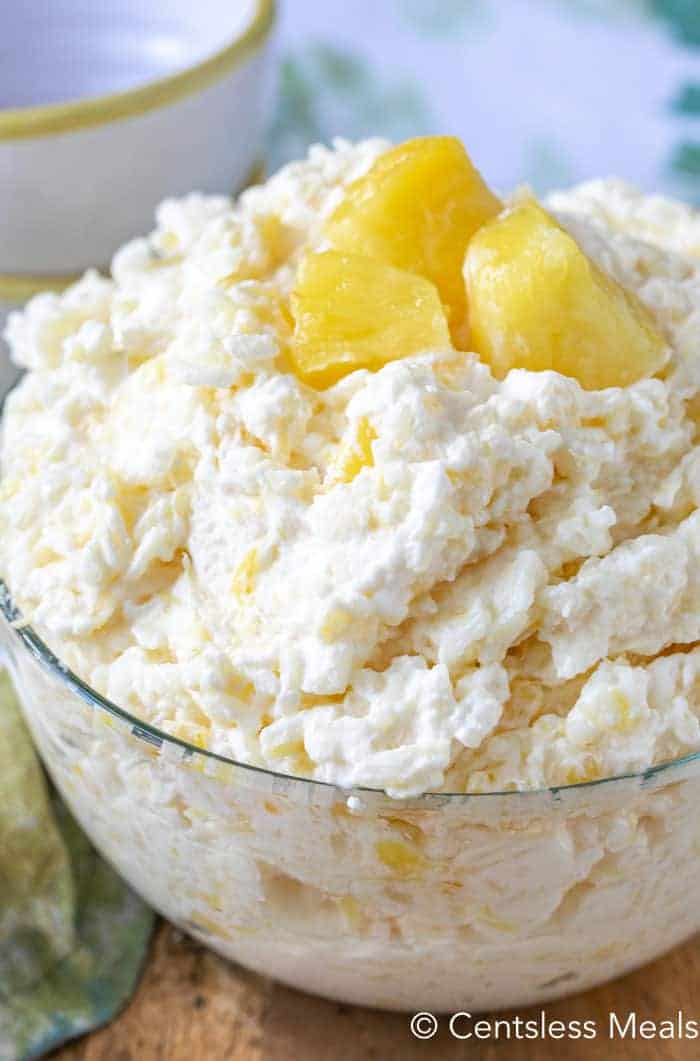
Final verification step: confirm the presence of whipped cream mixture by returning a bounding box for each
[3,140,700,797]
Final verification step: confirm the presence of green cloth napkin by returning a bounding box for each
[0,672,154,1061]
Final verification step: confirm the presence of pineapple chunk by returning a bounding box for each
[375,839,426,878]
[328,417,377,484]
[289,250,450,389]
[464,198,667,390]
[231,547,259,596]
[325,136,501,342]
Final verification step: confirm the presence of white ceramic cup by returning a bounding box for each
[0,0,276,287]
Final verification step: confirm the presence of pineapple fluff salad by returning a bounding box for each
[3,137,700,800]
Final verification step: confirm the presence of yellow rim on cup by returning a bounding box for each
[0,0,275,142]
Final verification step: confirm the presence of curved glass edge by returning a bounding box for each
[5,581,700,808]
[2,394,700,808]
[0,0,275,141]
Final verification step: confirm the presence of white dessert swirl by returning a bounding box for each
[3,141,700,1011]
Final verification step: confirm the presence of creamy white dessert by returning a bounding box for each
[3,140,700,797]
[3,138,700,1011]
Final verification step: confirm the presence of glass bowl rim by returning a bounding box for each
[5,577,700,803]
[2,380,700,804]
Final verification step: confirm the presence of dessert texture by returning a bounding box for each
[3,140,700,798]
[4,140,700,1013]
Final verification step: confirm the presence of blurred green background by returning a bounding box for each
[271,0,700,201]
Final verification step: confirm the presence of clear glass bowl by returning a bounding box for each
[3,585,700,1012]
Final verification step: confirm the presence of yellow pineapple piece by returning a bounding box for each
[464,198,667,390]
[289,250,450,389]
[231,547,259,596]
[325,136,501,342]
[327,417,376,484]
[318,607,353,643]
[375,839,426,878]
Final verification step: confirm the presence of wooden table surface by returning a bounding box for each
[52,922,700,1060]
